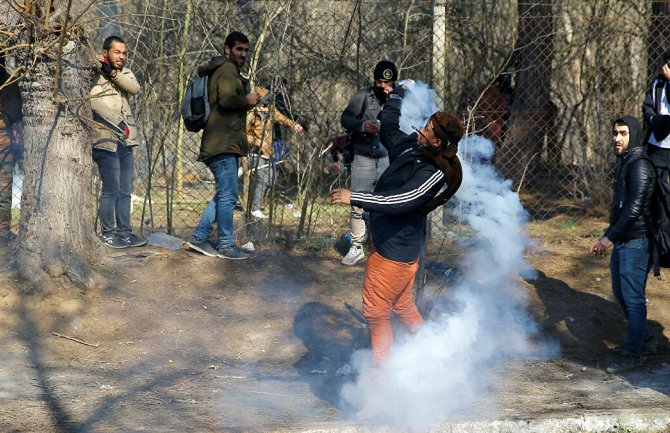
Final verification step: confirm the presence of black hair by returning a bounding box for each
[103,36,125,51]
[224,31,249,49]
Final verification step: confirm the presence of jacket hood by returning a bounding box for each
[612,115,644,153]
[197,56,232,76]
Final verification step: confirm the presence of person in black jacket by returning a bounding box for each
[330,87,463,365]
[642,49,670,170]
[589,115,656,373]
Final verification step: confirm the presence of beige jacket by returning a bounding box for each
[89,67,140,151]
[246,87,297,158]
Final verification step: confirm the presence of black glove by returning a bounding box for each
[389,85,406,99]
[652,114,670,141]
[100,60,113,76]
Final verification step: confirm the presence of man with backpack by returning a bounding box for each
[589,115,656,374]
[338,61,397,266]
[330,85,464,366]
[187,31,259,260]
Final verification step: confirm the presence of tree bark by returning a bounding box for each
[13,2,101,292]
[500,0,555,181]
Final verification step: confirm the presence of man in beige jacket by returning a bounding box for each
[89,36,145,248]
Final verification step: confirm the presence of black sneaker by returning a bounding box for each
[611,343,657,357]
[120,233,147,247]
[187,238,218,257]
[217,245,250,260]
[100,233,128,249]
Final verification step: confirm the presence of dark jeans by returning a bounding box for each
[610,237,650,356]
[93,143,134,236]
[192,153,238,249]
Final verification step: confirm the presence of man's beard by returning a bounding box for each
[106,56,123,70]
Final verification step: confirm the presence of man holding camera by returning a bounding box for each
[339,61,397,266]
[89,35,145,248]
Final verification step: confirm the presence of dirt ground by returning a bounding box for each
[1,217,670,433]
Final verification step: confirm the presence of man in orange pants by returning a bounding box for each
[331,85,464,364]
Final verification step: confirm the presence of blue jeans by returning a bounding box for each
[249,153,273,212]
[610,237,650,356]
[93,143,134,236]
[192,153,238,249]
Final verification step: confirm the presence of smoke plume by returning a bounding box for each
[340,82,556,430]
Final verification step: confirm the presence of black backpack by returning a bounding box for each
[630,154,670,277]
[180,75,210,132]
[648,160,670,277]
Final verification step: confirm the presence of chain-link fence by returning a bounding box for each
[6,0,670,246]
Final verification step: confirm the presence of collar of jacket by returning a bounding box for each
[197,56,240,77]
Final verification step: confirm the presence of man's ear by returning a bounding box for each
[102,50,108,57]
[224,46,231,57]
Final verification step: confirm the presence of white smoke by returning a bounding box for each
[340,82,557,430]
[397,80,440,135]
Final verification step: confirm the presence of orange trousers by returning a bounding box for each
[362,250,424,365]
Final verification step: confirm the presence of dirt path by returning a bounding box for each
[1,219,669,432]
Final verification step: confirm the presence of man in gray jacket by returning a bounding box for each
[339,60,396,265]
[90,36,145,249]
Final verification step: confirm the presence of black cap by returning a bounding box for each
[374,60,398,82]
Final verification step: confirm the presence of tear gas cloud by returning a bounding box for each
[341,81,557,430]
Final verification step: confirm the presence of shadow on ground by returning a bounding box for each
[529,270,670,396]
[292,301,367,407]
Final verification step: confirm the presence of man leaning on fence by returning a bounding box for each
[339,61,397,266]
[89,35,146,249]
[187,31,259,260]
[589,115,656,374]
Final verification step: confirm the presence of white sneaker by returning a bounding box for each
[251,210,268,219]
[341,245,364,265]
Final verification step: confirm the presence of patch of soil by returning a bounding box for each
[0,217,669,432]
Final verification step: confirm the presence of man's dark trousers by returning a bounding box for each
[93,142,134,237]
[610,236,650,356]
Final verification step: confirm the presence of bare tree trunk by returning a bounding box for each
[13,3,100,292]
[500,0,555,181]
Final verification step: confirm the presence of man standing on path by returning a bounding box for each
[187,31,259,260]
[589,115,656,374]
[90,36,146,249]
[331,85,464,365]
[339,61,397,266]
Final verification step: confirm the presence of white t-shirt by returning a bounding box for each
[649,79,670,148]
